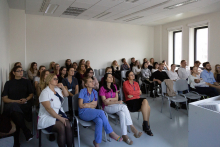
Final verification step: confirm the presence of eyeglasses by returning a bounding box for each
[53,78,58,81]
[15,70,24,73]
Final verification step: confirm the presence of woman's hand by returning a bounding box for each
[57,83,64,88]
[128,95,133,98]
[59,117,68,126]
[104,99,111,103]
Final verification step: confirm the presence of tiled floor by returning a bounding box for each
[19,96,188,147]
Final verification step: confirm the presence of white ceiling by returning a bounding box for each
[7,0,220,26]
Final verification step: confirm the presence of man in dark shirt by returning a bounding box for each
[149,63,170,97]
[130,57,135,70]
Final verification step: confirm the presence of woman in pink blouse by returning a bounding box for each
[82,68,99,90]
[99,73,142,145]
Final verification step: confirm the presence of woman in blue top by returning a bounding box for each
[78,77,123,147]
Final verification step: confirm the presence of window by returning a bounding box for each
[173,31,182,65]
[194,26,208,64]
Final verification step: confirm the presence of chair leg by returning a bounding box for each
[161,96,164,113]
[169,100,172,119]
[104,130,107,142]
[137,112,140,120]
[75,119,80,147]
[39,130,41,147]
[127,126,131,133]
[186,101,189,115]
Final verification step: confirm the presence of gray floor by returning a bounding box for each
[20,96,188,147]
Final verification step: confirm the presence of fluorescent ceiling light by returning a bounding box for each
[45,4,59,14]
[164,0,198,9]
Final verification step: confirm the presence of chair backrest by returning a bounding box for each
[62,97,69,112]
[121,70,128,79]
[99,69,105,76]
[94,69,99,77]
[97,75,102,82]
[161,81,178,96]
[72,94,79,112]
[175,79,189,92]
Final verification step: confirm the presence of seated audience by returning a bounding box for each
[72,62,78,74]
[130,57,135,70]
[82,68,99,90]
[65,59,72,71]
[99,73,142,145]
[166,64,179,81]
[151,62,159,73]
[13,62,28,79]
[149,63,170,97]
[132,60,141,81]
[188,66,218,97]
[111,60,121,80]
[78,77,123,147]
[49,61,55,73]
[53,63,60,76]
[75,64,86,88]
[28,62,37,81]
[162,60,169,70]
[58,66,67,83]
[178,60,190,80]
[34,66,46,89]
[123,71,153,136]
[194,60,202,75]
[85,60,91,69]
[201,62,220,94]
[100,67,116,86]
[149,58,154,66]
[2,66,34,146]
[79,59,86,65]
[36,70,50,98]
[62,67,79,116]
[214,64,220,83]
[38,74,72,147]
[0,114,16,138]
[121,58,130,71]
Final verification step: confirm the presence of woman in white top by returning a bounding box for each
[34,66,46,89]
[151,62,159,73]
[38,73,72,147]
[188,66,218,97]
[132,60,141,82]
[166,64,179,81]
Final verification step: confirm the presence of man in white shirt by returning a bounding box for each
[178,60,191,80]
[194,60,202,75]
[166,64,179,81]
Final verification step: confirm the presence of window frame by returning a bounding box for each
[194,26,208,62]
[173,30,182,65]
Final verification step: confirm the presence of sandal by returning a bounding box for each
[143,121,153,136]
[109,135,123,142]
[134,131,142,138]
[124,138,133,145]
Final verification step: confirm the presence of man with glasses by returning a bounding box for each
[201,62,220,94]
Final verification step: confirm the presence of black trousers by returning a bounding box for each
[190,87,219,97]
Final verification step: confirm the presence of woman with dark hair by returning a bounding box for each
[82,68,99,90]
[100,67,116,86]
[14,62,22,67]
[2,66,34,146]
[78,77,122,147]
[162,60,169,71]
[143,58,148,63]
[123,71,153,136]
[75,64,86,89]
[78,59,85,65]
[99,73,142,145]
[34,66,46,89]
[53,63,60,76]
[152,62,159,73]
[65,59,72,71]
[121,58,130,71]
[72,62,78,74]
[28,62,38,81]
[58,66,67,83]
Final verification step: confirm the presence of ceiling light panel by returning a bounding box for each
[164,0,199,9]
[62,7,87,16]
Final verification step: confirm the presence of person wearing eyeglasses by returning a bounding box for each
[62,67,79,116]
[38,74,72,147]
[2,66,34,147]
[78,77,122,147]
[123,71,153,137]
[100,73,142,145]
[82,68,99,90]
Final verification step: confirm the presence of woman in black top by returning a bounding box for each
[65,59,72,71]
[58,66,67,83]
[75,64,86,89]
[2,66,34,147]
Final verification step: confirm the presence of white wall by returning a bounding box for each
[0,0,10,108]
[154,11,220,69]
[9,9,154,70]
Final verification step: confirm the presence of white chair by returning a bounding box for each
[99,69,105,76]
[72,94,107,147]
[161,81,188,119]
[175,79,201,102]
[121,70,128,87]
